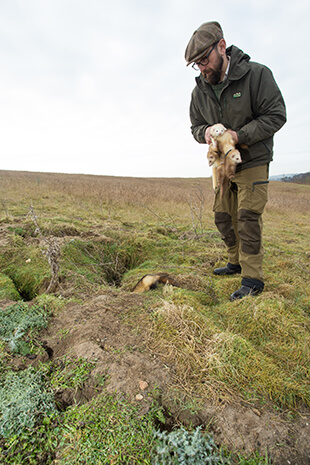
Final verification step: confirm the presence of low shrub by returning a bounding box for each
[153,426,229,464]
[0,301,50,354]
[0,368,57,437]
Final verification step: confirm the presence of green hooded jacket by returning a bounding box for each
[189,45,287,171]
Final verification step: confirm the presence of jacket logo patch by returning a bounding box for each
[233,92,242,98]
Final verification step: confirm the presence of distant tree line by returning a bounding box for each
[282,172,310,185]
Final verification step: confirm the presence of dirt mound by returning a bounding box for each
[39,291,171,408]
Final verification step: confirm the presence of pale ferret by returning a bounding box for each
[131,274,179,293]
[207,123,242,196]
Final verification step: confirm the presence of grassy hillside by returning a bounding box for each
[281,172,310,184]
[0,170,309,464]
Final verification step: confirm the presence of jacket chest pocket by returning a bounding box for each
[221,91,253,128]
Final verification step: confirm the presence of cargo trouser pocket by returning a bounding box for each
[251,181,269,214]
[238,181,268,214]
[238,209,261,255]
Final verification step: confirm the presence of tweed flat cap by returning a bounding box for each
[185,21,223,66]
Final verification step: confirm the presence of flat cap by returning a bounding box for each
[185,21,223,66]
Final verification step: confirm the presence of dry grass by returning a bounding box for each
[1,170,308,224]
[266,180,310,214]
[148,293,310,408]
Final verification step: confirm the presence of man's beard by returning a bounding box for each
[203,53,224,85]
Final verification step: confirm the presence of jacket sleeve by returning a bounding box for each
[189,91,210,144]
[236,66,287,146]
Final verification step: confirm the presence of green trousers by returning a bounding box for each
[213,164,269,283]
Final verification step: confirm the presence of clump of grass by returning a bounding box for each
[217,295,310,378]
[149,300,310,408]
[0,273,20,300]
[236,452,270,465]
[0,414,61,464]
[62,233,148,287]
[35,293,66,314]
[0,234,50,300]
[149,301,228,401]
[56,392,161,464]
[49,357,95,392]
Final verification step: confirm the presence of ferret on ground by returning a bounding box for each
[131,274,179,293]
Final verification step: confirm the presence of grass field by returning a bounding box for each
[0,170,309,464]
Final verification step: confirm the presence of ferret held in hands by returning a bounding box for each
[207,123,242,197]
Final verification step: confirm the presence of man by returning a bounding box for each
[185,21,286,300]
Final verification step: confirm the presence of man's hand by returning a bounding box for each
[205,127,212,144]
[205,126,239,145]
[226,129,239,144]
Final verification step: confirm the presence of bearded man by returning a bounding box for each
[185,22,286,300]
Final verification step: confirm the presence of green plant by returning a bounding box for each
[0,301,50,355]
[0,416,62,464]
[236,450,270,464]
[0,368,57,437]
[57,392,160,464]
[49,357,95,391]
[7,226,28,237]
[153,426,228,464]
[0,341,9,376]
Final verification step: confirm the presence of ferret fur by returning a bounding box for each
[208,124,242,196]
[131,274,179,293]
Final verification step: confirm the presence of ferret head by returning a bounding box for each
[207,153,217,166]
[229,149,242,164]
[210,123,226,138]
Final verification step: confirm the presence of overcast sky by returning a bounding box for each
[0,0,309,178]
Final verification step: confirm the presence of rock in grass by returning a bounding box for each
[139,380,149,391]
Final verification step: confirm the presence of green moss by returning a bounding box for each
[0,237,50,300]
[0,274,20,300]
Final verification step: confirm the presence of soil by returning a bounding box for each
[6,284,308,465]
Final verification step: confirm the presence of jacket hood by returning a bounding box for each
[195,45,251,90]
[226,45,251,81]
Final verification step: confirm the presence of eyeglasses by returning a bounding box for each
[192,41,219,71]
